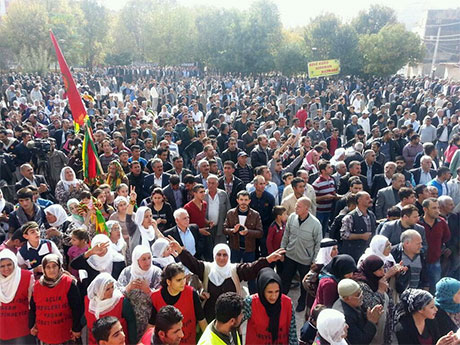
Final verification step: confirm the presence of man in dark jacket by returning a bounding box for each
[333,279,381,345]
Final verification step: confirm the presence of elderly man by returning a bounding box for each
[281,196,322,312]
[144,158,171,191]
[337,161,369,195]
[375,173,405,220]
[371,161,396,198]
[164,208,203,259]
[194,159,210,189]
[411,155,437,185]
[391,230,427,291]
[205,174,231,245]
[15,163,53,201]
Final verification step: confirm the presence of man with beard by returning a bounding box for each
[395,156,415,187]
[198,293,243,345]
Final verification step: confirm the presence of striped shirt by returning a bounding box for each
[312,175,336,213]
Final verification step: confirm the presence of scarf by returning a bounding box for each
[87,272,123,319]
[316,309,348,345]
[59,167,79,192]
[0,190,5,214]
[39,254,65,288]
[257,268,282,343]
[134,207,156,247]
[0,250,21,305]
[67,198,84,224]
[315,238,338,266]
[358,235,396,267]
[114,196,129,210]
[151,238,176,268]
[130,245,155,283]
[354,255,384,292]
[208,243,234,286]
[395,288,434,323]
[87,234,121,274]
[106,161,126,191]
[321,254,357,282]
[45,204,68,227]
[16,203,43,227]
[435,277,460,314]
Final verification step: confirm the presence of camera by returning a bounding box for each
[27,139,51,158]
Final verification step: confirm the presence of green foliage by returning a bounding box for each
[275,31,308,76]
[18,46,50,75]
[352,5,397,35]
[359,24,425,76]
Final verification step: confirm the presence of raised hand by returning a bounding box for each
[267,248,286,263]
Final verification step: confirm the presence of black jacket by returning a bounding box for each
[395,315,441,345]
[218,175,245,208]
[360,161,383,188]
[391,243,427,292]
[337,173,370,195]
[164,225,203,259]
[334,299,376,345]
[163,184,187,210]
[371,174,391,198]
[410,168,437,185]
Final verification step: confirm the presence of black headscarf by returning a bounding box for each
[354,255,384,292]
[322,254,357,282]
[257,268,282,343]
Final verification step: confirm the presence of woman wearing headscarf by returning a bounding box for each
[67,198,87,229]
[303,239,338,315]
[0,189,14,235]
[394,289,442,345]
[117,245,162,339]
[313,308,348,345]
[106,161,129,192]
[107,220,127,259]
[70,234,126,294]
[55,167,88,206]
[126,189,163,257]
[151,237,176,269]
[169,238,285,322]
[434,277,460,337]
[0,250,34,344]
[85,272,137,345]
[44,204,71,255]
[311,254,357,311]
[243,268,297,345]
[29,254,83,345]
[354,255,392,345]
[148,263,207,345]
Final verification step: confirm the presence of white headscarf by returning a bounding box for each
[106,221,126,253]
[315,239,338,266]
[331,148,346,166]
[134,207,156,247]
[316,309,348,345]
[208,244,235,287]
[151,238,175,268]
[87,272,123,318]
[45,204,68,227]
[130,245,155,282]
[358,235,396,267]
[113,196,129,210]
[0,250,22,305]
[59,167,79,191]
[87,234,124,273]
[0,189,6,214]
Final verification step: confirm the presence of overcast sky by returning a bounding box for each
[100,0,460,29]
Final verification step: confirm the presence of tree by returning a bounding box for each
[275,31,307,76]
[359,24,425,76]
[304,14,361,75]
[352,5,397,35]
[79,0,112,70]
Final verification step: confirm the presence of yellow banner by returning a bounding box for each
[308,59,340,78]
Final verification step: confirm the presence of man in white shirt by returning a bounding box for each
[206,175,231,245]
[357,111,371,136]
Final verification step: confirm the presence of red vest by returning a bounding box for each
[34,275,73,344]
[0,270,32,340]
[151,286,196,345]
[246,294,292,345]
[85,296,127,345]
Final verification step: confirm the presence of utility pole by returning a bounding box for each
[431,26,441,78]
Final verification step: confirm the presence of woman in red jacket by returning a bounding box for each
[29,254,83,345]
[243,268,297,345]
[0,250,34,344]
[85,272,137,345]
[149,263,207,345]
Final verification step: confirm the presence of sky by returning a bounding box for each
[100,0,460,30]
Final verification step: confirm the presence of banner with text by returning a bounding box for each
[308,59,340,78]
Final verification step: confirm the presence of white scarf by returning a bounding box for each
[317,309,348,345]
[59,167,79,192]
[45,204,68,227]
[87,273,123,319]
[208,243,234,287]
[0,250,22,305]
[134,207,156,247]
[130,245,155,282]
[151,238,176,268]
[0,190,6,214]
[87,234,122,274]
[358,234,396,267]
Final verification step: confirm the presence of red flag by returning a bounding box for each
[49,30,87,132]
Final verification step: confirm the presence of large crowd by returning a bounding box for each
[0,67,459,345]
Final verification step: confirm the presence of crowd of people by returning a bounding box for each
[0,68,459,345]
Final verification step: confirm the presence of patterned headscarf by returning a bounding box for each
[106,161,126,191]
[395,288,433,322]
[435,277,460,314]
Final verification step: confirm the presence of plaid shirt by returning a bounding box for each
[340,208,372,240]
